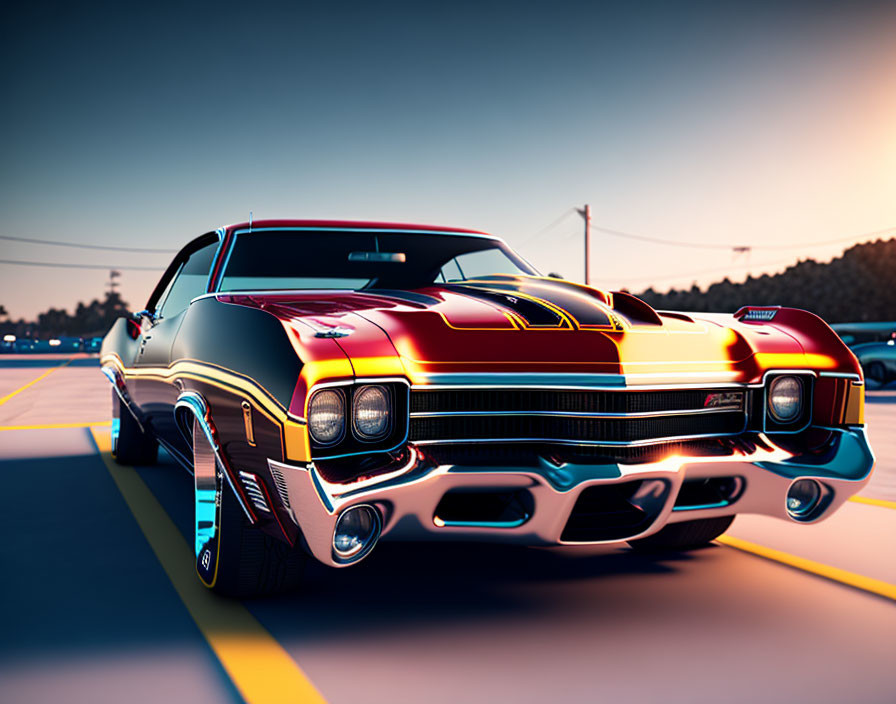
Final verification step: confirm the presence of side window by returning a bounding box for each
[157,241,218,318]
[440,258,464,282]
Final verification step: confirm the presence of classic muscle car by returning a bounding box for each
[101,220,874,595]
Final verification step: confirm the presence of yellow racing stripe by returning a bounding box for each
[90,428,328,704]
[717,534,896,602]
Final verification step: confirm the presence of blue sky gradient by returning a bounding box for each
[1,1,894,318]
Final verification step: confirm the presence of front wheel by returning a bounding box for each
[627,515,735,553]
[192,417,307,596]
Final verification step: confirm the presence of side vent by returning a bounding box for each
[238,471,271,513]
[735,306,779,322]
[267,464,296,524]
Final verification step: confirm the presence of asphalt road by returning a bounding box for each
[1,355,894,704]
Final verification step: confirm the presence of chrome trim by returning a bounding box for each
[157,436,194,475]
[411,376,759,390]
[174,391,255,523]
[269,426,874,567]
[315,326,353,338]
[212,227,526,294]
[761,370,815,435]
[239,471,272,513]
[203,227,227,293]
[434,516,531,529]
[332,503,382,564]
[672,500,730,512]
[231,225,506,242]
[409,407,744,420]
[309,378,411,460]
[268,463,296,523]
[100,365,145,433]
[410,430,747,448]
[818,371,863,382]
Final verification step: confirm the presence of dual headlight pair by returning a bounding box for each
[308,385,391,445]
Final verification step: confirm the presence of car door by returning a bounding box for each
[135,238,219,458]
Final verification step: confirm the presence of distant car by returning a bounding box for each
[852,340,896,387]
[84,337,103,353]
[101,219,874,596]
[47,336,84,353]
[832,322,896,347]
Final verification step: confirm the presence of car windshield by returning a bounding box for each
[218,229,537,291]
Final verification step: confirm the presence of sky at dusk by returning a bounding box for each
[1,0,895,320]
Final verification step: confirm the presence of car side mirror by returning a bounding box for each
[133,309,158,331]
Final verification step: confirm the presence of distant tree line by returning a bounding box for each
[635,238,896,324]
[0,291,130,339]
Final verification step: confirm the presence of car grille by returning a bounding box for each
[420,439,738,467]
[409,387,746,446]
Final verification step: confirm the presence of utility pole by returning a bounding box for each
[575,204,591,285]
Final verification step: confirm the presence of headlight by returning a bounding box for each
[308,389,345,444]
[768,376,802,422]
[353,385,391,439]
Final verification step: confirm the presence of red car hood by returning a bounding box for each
[221,276,857,386]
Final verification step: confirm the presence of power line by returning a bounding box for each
[0,258,164,271]
[0,234,177,253]
[593,224,895,251]
[517,208,576,246]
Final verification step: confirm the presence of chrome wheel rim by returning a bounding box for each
[193,417,223,587]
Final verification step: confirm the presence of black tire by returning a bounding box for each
[112,392,158,465]
[627,515,735,553]
[192,418,307,596]
[865,362,887,387]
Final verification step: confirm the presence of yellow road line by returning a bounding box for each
[718,534,896,602]
[90,428,327,704]
[849,495,896,510]
[0,421,110,431]
[0,358,73,405]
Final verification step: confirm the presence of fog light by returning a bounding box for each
[333,504,381,561]
[786,479,821,519]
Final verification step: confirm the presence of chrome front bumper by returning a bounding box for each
[271,427,874,567]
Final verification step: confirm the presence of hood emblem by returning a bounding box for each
[314,326,353,339]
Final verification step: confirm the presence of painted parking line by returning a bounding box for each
[717,534,896,602]
[0,357,73,405]
[849,495,896,510]
[90,428,328,704]
[0,420,110,431]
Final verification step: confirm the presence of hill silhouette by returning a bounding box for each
[635,238,896,324]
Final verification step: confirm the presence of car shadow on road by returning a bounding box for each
[243,537,712,642]
[138,447,719,642]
